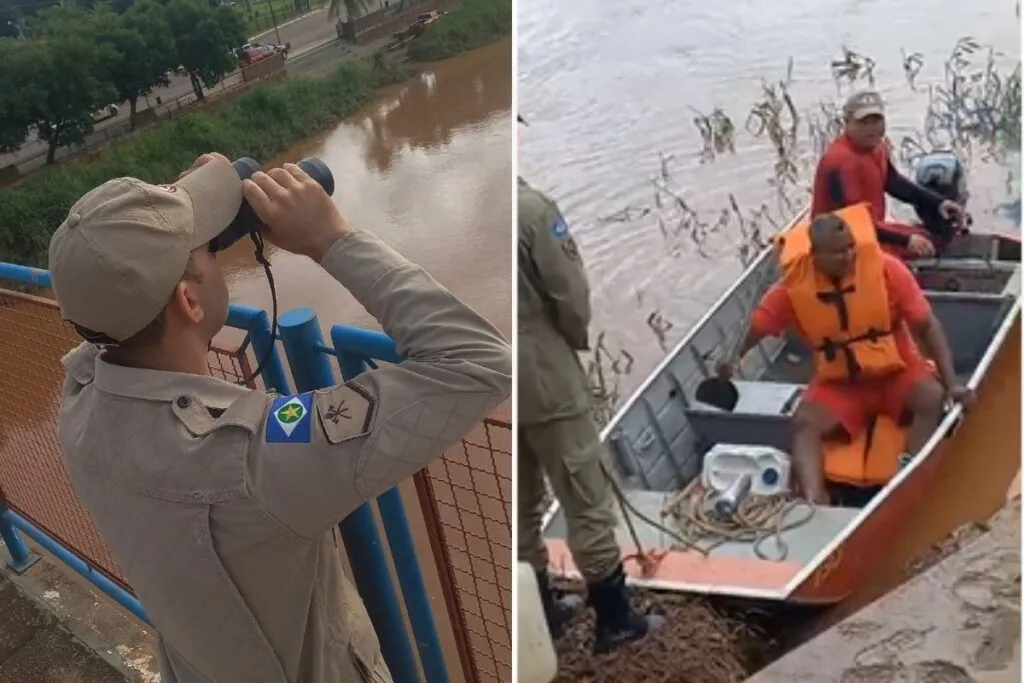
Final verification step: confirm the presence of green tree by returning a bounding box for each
[110,0,138,15]
[327,0,374,21]
[0,12,116,163]
[32,3,176,128]
[166,0,245,100]
[0,39,35,153]
[0,12,19,38]
[0,0,60,28]
[102,0,178,127]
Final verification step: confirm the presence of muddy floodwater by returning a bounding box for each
[218,38,513,343]
[518,0,1021,651]
[519,0,1018,383]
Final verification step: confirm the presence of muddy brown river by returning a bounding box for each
[219,38,513,343]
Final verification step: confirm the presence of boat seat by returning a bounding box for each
[914,259,1019,295]
[686,380,803,453]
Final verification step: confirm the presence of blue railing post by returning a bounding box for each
[332,324,405,364]
[338,354,369,380]
[277,308,422,683]
[0,263,51,288]
[0,500,40,573]
[228,305,291,395]
[3,507,150,624]
[331,325,449,683]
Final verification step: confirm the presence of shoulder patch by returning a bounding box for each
[550,215,568,241]
[562,235,581,262]
[314,383,376,445]
[265,393,314,444]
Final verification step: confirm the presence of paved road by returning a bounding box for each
[1,7,340,172]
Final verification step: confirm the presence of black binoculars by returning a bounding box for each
[208,156,336,253]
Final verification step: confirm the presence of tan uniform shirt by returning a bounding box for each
[517,177,593,425]
[57,229,512,683]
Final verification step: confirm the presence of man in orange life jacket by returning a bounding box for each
[811,90,967,260]
[717,207,973,504]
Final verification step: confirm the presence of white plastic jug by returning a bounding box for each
[701,443,792,497]
[516,562,558,683]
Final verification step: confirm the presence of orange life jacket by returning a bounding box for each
[778,203,906,382]
[822,414,907,487]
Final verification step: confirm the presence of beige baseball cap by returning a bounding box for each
[843,90,886,120]
[48,156,243,343]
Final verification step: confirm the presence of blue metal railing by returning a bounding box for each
[0,262,448,683]
[330,322,448,683]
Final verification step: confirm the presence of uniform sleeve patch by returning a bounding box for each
[562,235,581,262]
[550,215,568,240]
[314,383,376,445]
[265,393,314,443]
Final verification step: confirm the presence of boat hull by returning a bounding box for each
[790,308,1020,604]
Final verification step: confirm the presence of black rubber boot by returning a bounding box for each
[587,564,666,655]
[535,568,584,639]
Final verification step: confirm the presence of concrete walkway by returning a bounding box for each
[747,496,1021,683]
[0,570,127,682]
[0,540,158,683]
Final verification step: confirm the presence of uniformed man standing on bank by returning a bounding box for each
[517,162,665,653]
[47,153,512,683]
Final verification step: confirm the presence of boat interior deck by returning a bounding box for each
[544,488,861,565]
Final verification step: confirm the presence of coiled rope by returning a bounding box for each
[598,462,815,569]
[662,487,816,561]
[600,463,817,564]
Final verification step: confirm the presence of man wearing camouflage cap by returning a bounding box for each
[48,153,512,683]
[811,89,966,259]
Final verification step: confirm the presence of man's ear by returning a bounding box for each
[169,280,205,325]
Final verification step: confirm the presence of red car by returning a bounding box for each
[238,42,290,67]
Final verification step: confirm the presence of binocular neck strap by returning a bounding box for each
[238,231,278,387]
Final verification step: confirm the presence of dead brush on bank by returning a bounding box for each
[550,579,757,683]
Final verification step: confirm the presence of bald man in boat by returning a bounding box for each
[518,167,665,653]
[717,207,973,504]
[812,90,967,260]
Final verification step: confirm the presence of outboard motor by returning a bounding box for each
[912,151,971,243]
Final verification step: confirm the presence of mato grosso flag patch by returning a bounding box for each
[265,393,314,443]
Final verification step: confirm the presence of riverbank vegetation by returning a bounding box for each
[407,0,511,62]
[0,57,410,268]
[0,0,247,163]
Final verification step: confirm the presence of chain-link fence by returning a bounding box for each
[0,288,250,587]
[416,417,512,683]
[0,288,124,582]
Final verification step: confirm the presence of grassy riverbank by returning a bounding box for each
[0,58,410,268]
[408,0,511,62]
